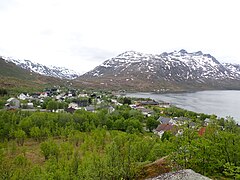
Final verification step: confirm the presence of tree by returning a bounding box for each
[40,140,59,160]
[46,100,58,111]
[123,97,131,105]
[30,126,42,142]
[0,89,7,96]
[146,117,159,132]
[14,129,26,146]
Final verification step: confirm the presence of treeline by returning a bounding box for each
[0,107,165,179]
[0,106,240,179]
[0,105,156,143]
[0,88,8,96]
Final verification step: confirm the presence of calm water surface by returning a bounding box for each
[127,91,240,123]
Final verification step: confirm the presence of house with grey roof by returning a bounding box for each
[5,98,20,109]
[173,116,190,125]
[85,105,95,112]
[158,116,173,124]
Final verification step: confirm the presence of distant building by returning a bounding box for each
[158,101,171,108]
[78,94,88,98]
[136,106,154,117]
[139,100,159,106]
[68,102,79,109]
[66,107,76,114]
[158,116,173,124]
[18,93,28,100]
[85,105,95,112]
[27,103,34,109]
[39,92,48,98]
[5,98,20,109]
[198,127,206,136]
[108,106,115,113]
[154,123,178,138]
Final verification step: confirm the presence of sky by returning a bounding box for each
[0,0,240,74]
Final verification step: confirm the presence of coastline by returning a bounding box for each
[126,90,240,123]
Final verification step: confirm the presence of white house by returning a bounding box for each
[68,102,79,109]
[27,103,34,109]
[18,93,28,100]
[78,94,88,98]
[39,92,48,98]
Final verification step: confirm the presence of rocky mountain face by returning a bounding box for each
[78,50,240,92]
[3,57,79,79]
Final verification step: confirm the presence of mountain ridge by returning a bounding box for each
[76,50,240,92]
[0,57,65,90]
[2,56,80,79]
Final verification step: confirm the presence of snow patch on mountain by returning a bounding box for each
[82,50,240,82]
[4,57,80,79]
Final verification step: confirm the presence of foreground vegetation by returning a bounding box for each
[0,102,240,179]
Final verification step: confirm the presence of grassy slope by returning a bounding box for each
[0,57,64,92]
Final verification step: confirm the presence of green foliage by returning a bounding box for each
[13,129,26,146]
[0,88,8,96]
[30,126,49,142]
[0,103,239,179]
[161,131,173,141]
[223,163,240,179]
[146,116,159,132]
[117,96,132,105]
[171,124,240,177]
[40,140,59,160]
[46,100,67,111]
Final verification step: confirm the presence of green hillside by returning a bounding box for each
[0,57,37,80]
[0,57,64,92]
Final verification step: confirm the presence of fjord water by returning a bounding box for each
[127,91,240,123]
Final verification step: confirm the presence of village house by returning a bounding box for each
[158,116,174,125]
[188,122,197,128]
[68,102,79,109]
[18,93,29,100]
[136,106,154,117]
[5,98,20,109]
[111,99,123,106]
[78,93,88,98]
[158,101,171,108]
[154,123,178,138]
[55,92,66,101]
[66,107,76,114]
[30,92,41,99]
[27,102,34,109]
[85,105,95,112]
[108,106,115,113]
[138,100,159,106]
[39,92,48,98]
[173,116,190,125]
[204,118,211,126]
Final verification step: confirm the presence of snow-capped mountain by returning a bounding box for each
[78,50,240,91]
[4,57,80,79]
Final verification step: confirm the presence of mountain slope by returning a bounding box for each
[4,57,79,79]
[77,50,240,92]
[0,57,36,80]
[0,57,64,90]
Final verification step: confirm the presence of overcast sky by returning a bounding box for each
[0,0,240,73]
